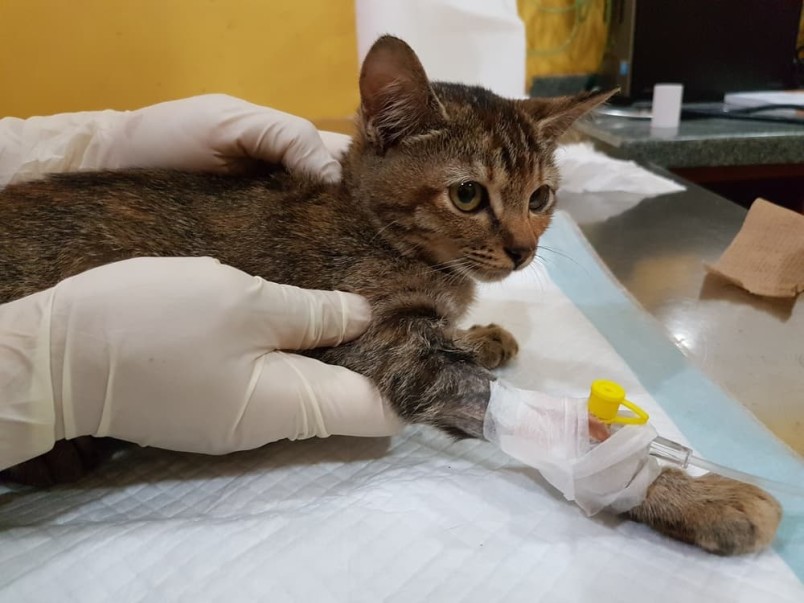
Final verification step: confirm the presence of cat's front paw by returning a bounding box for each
[461,323,519,369]
[628,468,781,555]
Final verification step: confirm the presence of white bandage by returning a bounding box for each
[484,381,661,515]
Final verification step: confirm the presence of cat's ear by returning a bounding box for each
[359,35,445,150]
[520,89,618,143]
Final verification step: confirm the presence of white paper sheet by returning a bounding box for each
[555,143,685,195]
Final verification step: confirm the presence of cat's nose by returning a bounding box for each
[504,246,532,269]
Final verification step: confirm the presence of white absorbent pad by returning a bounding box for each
[1,212,802,602]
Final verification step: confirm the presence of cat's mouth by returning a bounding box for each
[472,266,514,282]
[431,247,533,282]
[465,260,520,282]
[462,251,534,282]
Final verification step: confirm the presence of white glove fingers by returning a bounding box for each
[228,106,342,183]
[254,281,372,350]
[3,254,392,471]
[318,131,353,160]
[241,353,402,444]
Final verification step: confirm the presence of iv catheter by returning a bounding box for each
[587,380,803,499]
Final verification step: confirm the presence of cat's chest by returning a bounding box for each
[339,257,476,323]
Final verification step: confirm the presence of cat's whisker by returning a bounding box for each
[431,258,467,270]
[420,260,474,286]
[521,262,547,292]
[370,220,402,243]
[533,254,553,267]
[537,245,589,277]
[449,264,476,286]
[442,266,475,287]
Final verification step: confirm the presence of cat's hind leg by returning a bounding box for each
[626,468,781,555]
[0,437,124,487]
[457,323,519,369]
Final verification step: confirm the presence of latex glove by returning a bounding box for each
[318,130,353,160]
[0,94,343,187]
[484,381,661,515]
[0,257,402,470]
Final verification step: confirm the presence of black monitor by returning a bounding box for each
[599,0,803,102]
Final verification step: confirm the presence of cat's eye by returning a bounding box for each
[529,185,554,213]
[448,181,487,212]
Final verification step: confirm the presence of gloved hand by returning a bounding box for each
[0,257,402,470]
[484,381,660,516]
[318,130,353,161]
[0,94,345,187]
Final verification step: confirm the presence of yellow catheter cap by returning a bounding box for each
[588,380,650,425]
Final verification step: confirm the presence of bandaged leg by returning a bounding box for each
[483,381,661,515]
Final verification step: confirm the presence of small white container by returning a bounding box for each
[651,83,684,129]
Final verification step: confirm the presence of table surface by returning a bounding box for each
[575,112,804,168]
[559,171,803,455]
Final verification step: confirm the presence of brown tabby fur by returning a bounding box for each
[0,37,780,554]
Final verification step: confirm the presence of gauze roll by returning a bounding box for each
[484,381,661,515]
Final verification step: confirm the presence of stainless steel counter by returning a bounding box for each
[558,171,804,455]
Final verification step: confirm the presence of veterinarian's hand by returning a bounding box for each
[0,257,402,469]
[0,94,343,188]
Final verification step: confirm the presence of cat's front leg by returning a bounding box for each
[626,468,781,555]
[456,323,519,369]
[321,306,781,554]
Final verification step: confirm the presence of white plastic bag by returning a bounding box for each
[355,0,526,98]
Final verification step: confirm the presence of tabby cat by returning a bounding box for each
[0,36,780,555]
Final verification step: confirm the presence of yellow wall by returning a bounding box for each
[4,1,800,121]
[519,0,607,80]
[799,6,804,49]
[0,0,361,120]
[2,0,610,121]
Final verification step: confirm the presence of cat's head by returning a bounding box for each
[344,35,613,282]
